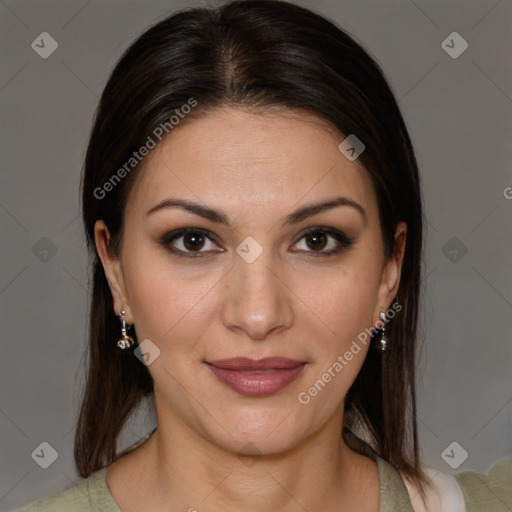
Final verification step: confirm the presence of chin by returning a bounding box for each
[218,430,300,458]
[201,407,306,456]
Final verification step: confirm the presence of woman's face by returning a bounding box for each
[96,108,406,456]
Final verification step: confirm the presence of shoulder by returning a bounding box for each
[14,467,121,512]
[401,457,512,512]
[454,456,512,512]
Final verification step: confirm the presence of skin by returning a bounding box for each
[95,108,406,512]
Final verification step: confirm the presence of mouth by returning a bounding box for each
[204,357,307,397]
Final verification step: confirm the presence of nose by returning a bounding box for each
[221,246,294,341]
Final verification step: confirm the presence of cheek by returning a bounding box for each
[122,244,223,355]
[307,255,382,352]
[299,262,382,408]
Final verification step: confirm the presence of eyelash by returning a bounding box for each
[159,227,355,259]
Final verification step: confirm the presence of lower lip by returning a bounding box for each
[206,363,306,397]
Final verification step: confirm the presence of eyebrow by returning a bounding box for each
[146,196,367,226]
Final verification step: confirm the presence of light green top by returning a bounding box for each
[15,431,512,512]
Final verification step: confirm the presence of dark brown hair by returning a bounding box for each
[76,0,428,497]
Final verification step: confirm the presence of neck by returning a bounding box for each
[132,400,378,512]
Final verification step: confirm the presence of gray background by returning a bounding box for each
[1,0,511,510]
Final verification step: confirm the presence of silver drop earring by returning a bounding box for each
[116,310,135,351]
[377,311,388,352]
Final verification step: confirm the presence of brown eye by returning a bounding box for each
[182,231,206,251]
[304,231,328,251]
[160,228,221,258]
[293,227,355,256]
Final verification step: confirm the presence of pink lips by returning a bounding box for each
[205,357,306,397]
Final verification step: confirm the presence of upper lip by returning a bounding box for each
[206,357,306,370]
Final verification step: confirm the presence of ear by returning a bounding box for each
[373,221,407,322]
[94,219,133,324]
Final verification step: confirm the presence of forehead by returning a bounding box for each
[126,108,377,224]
